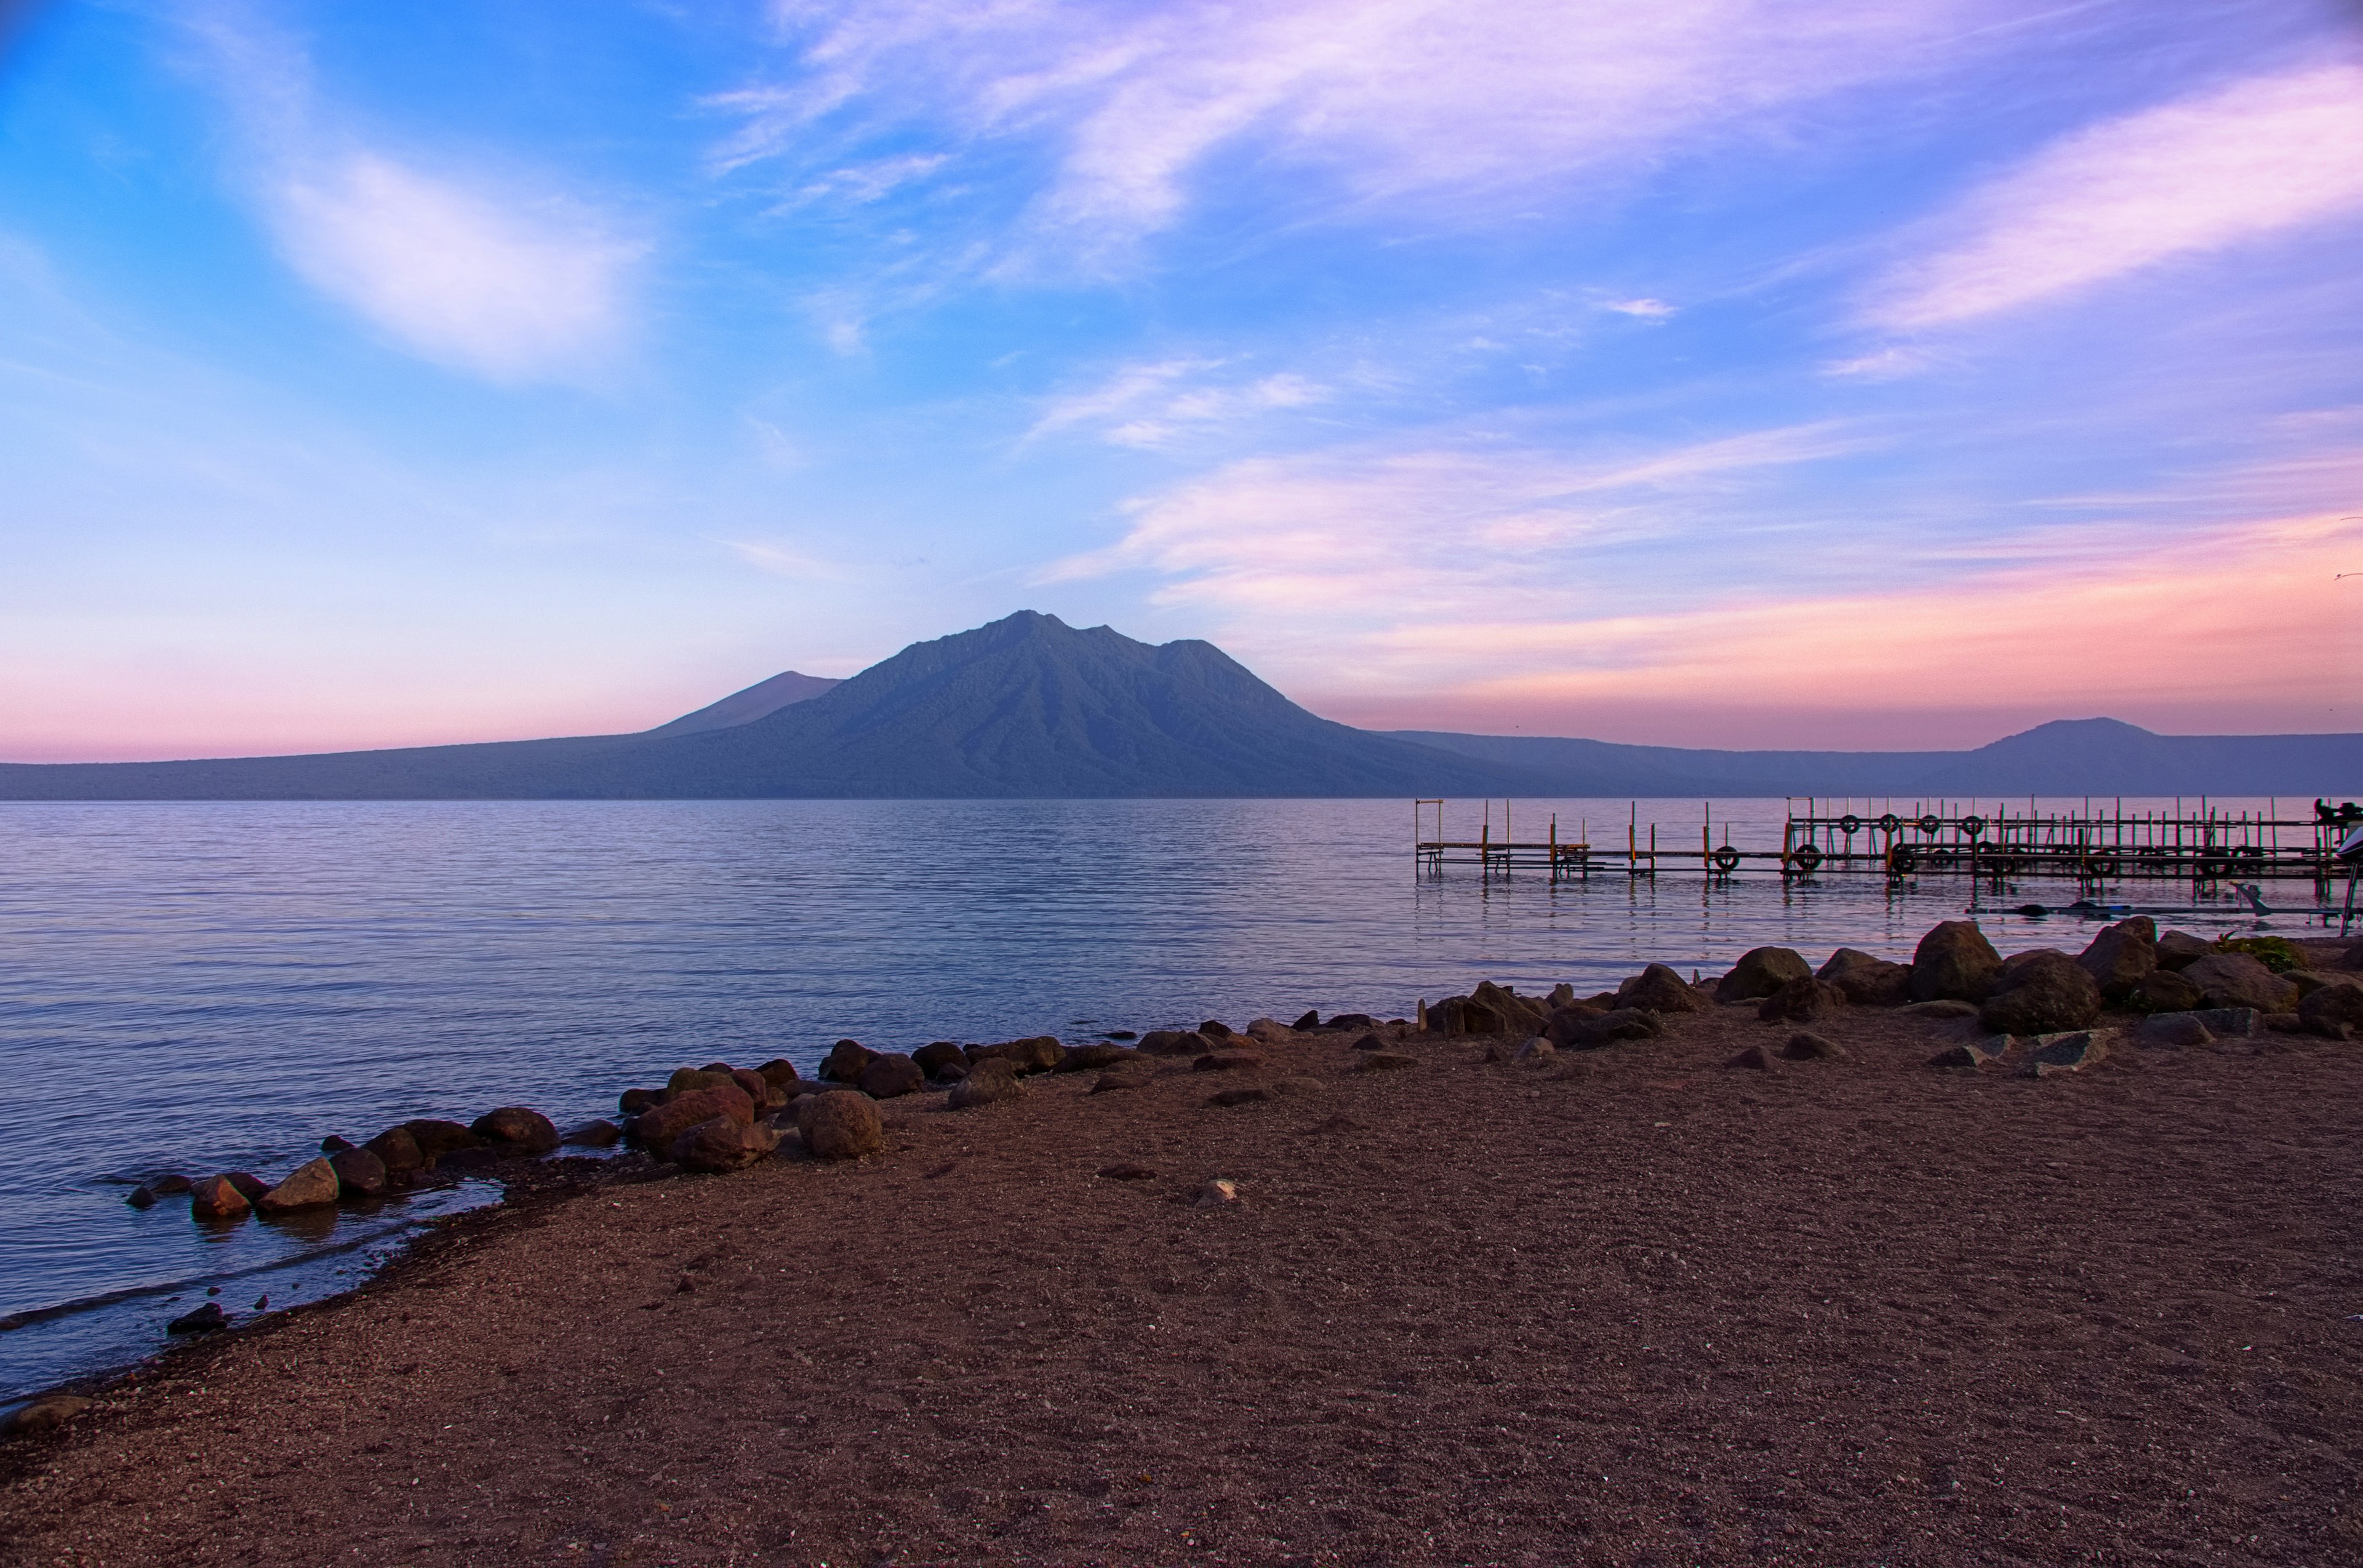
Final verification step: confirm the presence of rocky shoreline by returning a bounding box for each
[4,916,2360,1564]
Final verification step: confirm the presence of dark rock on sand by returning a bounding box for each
[1781,1032,1847,1061]
[2297,980,2363,1036]
[1470,982,1550,1035]
[1978,951,2103,1035]
[618,1088,663,1117]
[1513,1038,1556,1065]
[1292,1010,1322,1030]
[2132,1012,2214,1049]
[1616,964,1710,1014]
[2076,917,2157,1000]
[1140,1030,1213,1057]
[948,1060,1023,1109]
[857,1054,926,1099]
[799,1092,885,1158]
[2026,1030,2109,1077]
[189,1175,250,1220]
[1430,996,1497,1036]
[2129,967,2204,1014]
[1927,1036,2013,1071]
[1349,1031,1391,1052]
[1055,1044,1140,1073]
[167,1302,228,1335]
[913,1041,968,1078]
[2193,1009,2253,1039]
[1725,1044,1776,1070]
[1,1396,90,1438]
[1194,1050,1266,1073]
[2181,953,2299,1013]
[257,1158,341,1214]
[470,1108,559,1156]
[2155,930,2212,969]
[1818,949,1912,1006]
[968,1036,1063,1073]
[1911,921,2002,1002]
[1328,1013,1378,1031]
[329,1148,388,1199]
[1759,977,1847,1023]
[1090,1069,1145,1094]
[1716,947,1812,1003]
[632,1084,758,1151]
[562,1118,623,1148]
[1555,1007,1664,1050]
[673,1116,782,1173]
[818,1040,879,1082]
[402,1121,484,1160]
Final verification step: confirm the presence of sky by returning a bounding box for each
[2,0,2360,762]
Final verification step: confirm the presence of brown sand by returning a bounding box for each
[5,1002,2362,1566]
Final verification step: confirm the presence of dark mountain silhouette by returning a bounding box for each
[0,614,2351,800]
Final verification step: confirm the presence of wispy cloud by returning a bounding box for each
[1025,357,1325,446]
[1868,62,2363,331]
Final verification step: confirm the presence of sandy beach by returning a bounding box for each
[6,950,2363,1566]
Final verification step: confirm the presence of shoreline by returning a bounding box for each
[6,927,2360,1564]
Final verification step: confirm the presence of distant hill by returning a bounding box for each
[0,615,2352,800]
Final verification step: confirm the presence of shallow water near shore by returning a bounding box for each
[0,795,2311,1404]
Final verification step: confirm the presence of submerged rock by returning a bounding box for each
[166,1302,228,1335]
[257,1158,341,1214]
[329,1147,388,1199]
[188,1175,250,1221]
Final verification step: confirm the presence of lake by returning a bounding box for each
[0,796,2303,1407]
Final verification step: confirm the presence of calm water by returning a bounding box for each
[0,797,2304,1405]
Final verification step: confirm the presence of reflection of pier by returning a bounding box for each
[1415,798,2356,885]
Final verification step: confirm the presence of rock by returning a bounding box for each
[1553,1007,1663,1050]
[2269,1012,2314,1036]
[359,1129,423,1178]
[1615,964,1711,1014]
[1818,949,1912,1006]
[2285,970,2343,998]
[2132,1012,2214,1049]
[818,1039,879,1082]
[1292,1010,1322,1030]
[257,1158,341,1214]
[470,1107,559,1156]
[149,1174,191,1195]
[2180,953,2300,1013]
[2191,1007,2260,1038]
[166,1302,228,1335]
[0,1396,90,1438]
[1725,1044,1775,1070]
[1194,1050,1266,1073]
[913,1041,969,1078]
[672,1116,782,1172]
[224,1172,269,1203]
[562,1118,623,1148]
[1140,1030,1213,1057]
[933,1060,969,1083]
[329,1147,388,1199]
[967,1036,1063,1073]
[2076,917,2157,1001]
[2129,967,2204,1014]
[1715,947,1812,1003]
[631,1084,758,1151]
[798,1092,885,1158]
[1978,951,2103,1035]
[1089,1069,1145,1094]
[1927,1036,2013,1070]
[948,1059,1023,1108]
[1909,921,2002,1002]
[1429,996,1493,1035]
[1781,1031,1846,1061]
[1207,1086,1275,1106]
[1513,1037,1556,1065]
[1469,982,1550,1035]
[729,1069,774,1108]
[2298,978,2363,1037]
[319,1135,355,1154]
[1193,1178,1240,1209]
[438,1147,501,1172]
[1349,1031,1391,1052]
[1272,1076,1321,1095]
[188,1175,250,1220]
[401,1120,484,1160]
[857,1054,926,1099]
[1901,999,1979,1020]
[1098,1162,1158,1180]
[618,1088,663,1117]
[1355,1051,1418,1071]
[666,1067,734,1095]
[2155,930,2212,969]
[125,1185,158,1210]
[1055,1044,1140,1073]
[2025,1030,2109,1077]
[756,1058,802,1090]
[1328,1013,1378,1031]
[1245,1017,1297,1046]
[1758,977,1847,1023]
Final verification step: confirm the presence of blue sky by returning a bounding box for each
[2,0,2360,761]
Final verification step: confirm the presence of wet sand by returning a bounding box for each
[5,999,2362,1566]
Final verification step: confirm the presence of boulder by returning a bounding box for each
[1055,1043,1139,1073]
[1292,1010,1323,1030]
[2180,953,2300,1013]
[2132,1012,2213,1049]
[673,1116,783,1173]
[666,1067,734,1095]
[562,1118,623,1148]
[1429,996,1497,1036]
[329,1147,388,1199]
[319,1135,354,1154]
[1355,1051,1418,1071]
[618,1088,663,1117]
[2285,970,2343,998]
[1553,1007,1663,1050]
[0,1396,90,1438]
[2297,979,2363,1038]
[1139,1030,1213,1057]
[401,1120,484,1160]
[631,1084,757,1151]
[1469,982,1550,1036]
[729,1069,774,1109]
[1758,977,1847,1023]
[1909,922,2002,1002]
[2129,967,2204,1014]
[1615,964,1710,1014]
[933,1060,969,1084]
[1244,1017,1298,1046]
[1328,1013,1378,1031]
[1781,1031,1847,1061]
[857,1054,927,1099]
[1927,1036,2013,1071]
[2154,930,2212,969]
[818,1040,879,1082]
[1349,1031,1391,1052]
[756,1058,802,1090]
[913,1041,969,1078]
[2190,1007,2260,1038]
[188,1175,251,1221]
[224,1172,269,1203]
[2076,918,2157,1001]
[1724,1044,1776,1071]
[1818,949,1912,1007]
[948,1059,1023,1109]
[257,1158,341,1214]
[2025,1030,2109,1078]
[2266,1012,2308,1036]
[1090,1068,1145,1094]
[166,1302,228,1335]
[1194,1050,1266,1073]
[1513,1037,1557,1065]
[1715,947,1812,1003]
[364,1126,425,1174]
[1978,951,2103,1035]
[967,1036,1063,1073]
[148,1174,192,1195]
[126,1184,159,1210]
[798,1090,885,1158]
[470,1107,559,1156]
